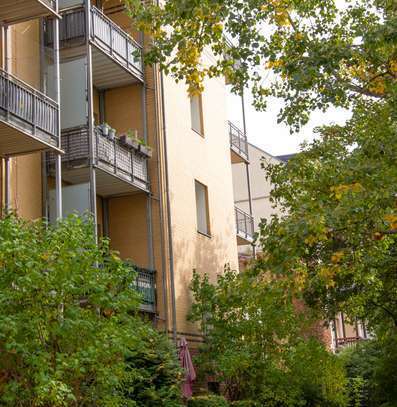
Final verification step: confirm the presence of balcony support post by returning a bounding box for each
[4,157,11,213]
[85,0,97,240]
[53,9,62,220]
[55,154,62,219]
[2,25,11,214]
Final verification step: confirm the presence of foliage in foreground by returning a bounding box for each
[126,0,396,129]
[0,214,182,406]
[189,269,348,406]
[339,337,397,407]
[187,395,229,407]
[259,101,397,339]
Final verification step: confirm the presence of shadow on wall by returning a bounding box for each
[170,205,238,337]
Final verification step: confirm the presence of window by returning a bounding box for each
[190,94,204,135]
[195,180,210,236]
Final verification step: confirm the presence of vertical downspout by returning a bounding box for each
[152,65,169,335]
[159,70,177,343]
[140,32,154,271]
[53,4,62,220]
[85,0,97,239]
[241,91,255,258]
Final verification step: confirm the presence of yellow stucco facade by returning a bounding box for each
[0,0,241,345]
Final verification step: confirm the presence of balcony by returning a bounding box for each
[46,5,144,88]
[229,121,248,163]
[0,0,58,25]
[134,266,156,313]
[235,206,254,245]
[336,336,364,351]
[47,126,149,196]
[0,69,60,156]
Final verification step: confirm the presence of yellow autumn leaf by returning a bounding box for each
[304,235,317,246]
[266,59,285,69]
[383,214,397,230]
[331,251,344,264]
[390,60,397,74]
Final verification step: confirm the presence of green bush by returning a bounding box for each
[0,214,182,406]
[187,395,229,407]
[339,337,397,407]
[229,401,260,407]
[122,328,183,406]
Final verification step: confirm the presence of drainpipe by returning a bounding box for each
[152,66,170,336]
[85,0,97,239]
[53,4,62,220]
[241,90,255,258]
[140,35,155,271]
[159,70,178,343]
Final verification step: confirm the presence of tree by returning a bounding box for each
[189,269,348,406]
[257,101,397,337]
[0,214,182,406]
[125,0,397,129]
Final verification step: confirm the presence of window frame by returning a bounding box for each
[190,93,204,137]
[194,180,211,237]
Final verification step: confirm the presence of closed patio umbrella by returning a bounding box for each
[178,337,196,399]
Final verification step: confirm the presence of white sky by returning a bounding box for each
[227,90,351,157]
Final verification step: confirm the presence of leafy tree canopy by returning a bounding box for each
[125,0,397,129]
[258,100,397,336]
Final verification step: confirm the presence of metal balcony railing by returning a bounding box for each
[91,6,143,74]
[46,6,143,80]
[235,206,254,243]
[0,68,59,146]
[124,262,156,312]
[48,126,149,191]
[336,336,363,350]
[134,266,156,311]
[229,121,248,162]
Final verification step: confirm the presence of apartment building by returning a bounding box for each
[232,142,282,264]
[0,0,254,348]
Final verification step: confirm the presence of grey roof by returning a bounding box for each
[275,154,296,163]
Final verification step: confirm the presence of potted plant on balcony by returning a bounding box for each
[138,140,153,158]
[100,123,110,137]
[108,127,116,141]
[120,129,140,151]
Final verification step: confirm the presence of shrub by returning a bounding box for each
[0,214,182,406]
[229,401,260,407]
[339,337,397,407]
[187,394,229,407]
[189,271,349,407]
[122,327,183,406]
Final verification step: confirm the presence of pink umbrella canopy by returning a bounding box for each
[178,337,196,399]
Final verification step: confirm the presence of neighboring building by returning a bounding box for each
[232,142,283,263]
[0,0,254,349]
[233,143,369,351]
[331,313,369,352]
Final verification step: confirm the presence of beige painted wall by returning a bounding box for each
[162,64,239,337]
[2,21,43,220]
[108,193,149,266]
